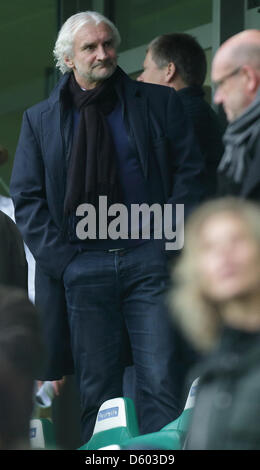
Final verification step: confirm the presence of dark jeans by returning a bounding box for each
[64,240,185,443]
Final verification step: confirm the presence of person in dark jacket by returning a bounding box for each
[0,145,28,290]
[137,32,225,198]
[211,29,260,200]
[10,11,205,443]
[0,210,27,291]
[171,197,260,450]
[0,286,43,449]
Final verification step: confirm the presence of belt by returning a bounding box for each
[107,248,125,252]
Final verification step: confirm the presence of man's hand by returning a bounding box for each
[37,376,66,397]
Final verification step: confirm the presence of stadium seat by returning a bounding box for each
[79,378,199,450]
[30,418,56,449]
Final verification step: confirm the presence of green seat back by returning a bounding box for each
[121,429,184,450]
[30,418,56,449]
[79,397,139,450]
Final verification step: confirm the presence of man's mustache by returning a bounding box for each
[92,60,114,69]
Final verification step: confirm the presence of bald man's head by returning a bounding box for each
[212,30,260,122]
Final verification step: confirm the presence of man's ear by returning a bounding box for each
[243,65,259,94]
[165,62,176,84]
[64,55,74,69]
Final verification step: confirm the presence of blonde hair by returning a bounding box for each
[170,197,260,352]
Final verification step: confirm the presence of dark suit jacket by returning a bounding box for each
[178,86,225,198]
[10,70,205,379]
[241,134,260,200]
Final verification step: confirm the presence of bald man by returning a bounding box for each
[212,29,260,199]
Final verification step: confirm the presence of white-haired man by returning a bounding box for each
[10,11,205,443]
[212,29,260,199]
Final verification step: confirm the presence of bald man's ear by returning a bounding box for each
[165,62,176,84]
[243,65,260,94]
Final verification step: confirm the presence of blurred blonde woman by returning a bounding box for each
[171,197,260,450]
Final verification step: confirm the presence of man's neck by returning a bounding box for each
[76,79,100,90]
[169,76,187,91]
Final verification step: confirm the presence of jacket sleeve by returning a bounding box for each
[10,110,77,280]
[155,89,206,254]
[166,88,206,213]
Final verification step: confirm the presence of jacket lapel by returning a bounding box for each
[40,75,73,221]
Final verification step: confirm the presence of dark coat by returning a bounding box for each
[218,120,260,201]
[186,327,260,450]
[178,86,224,198]
[10,71,205,379]
[238,133,260,200]
[0,210,27,290]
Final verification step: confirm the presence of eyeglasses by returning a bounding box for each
[213,66,242,92]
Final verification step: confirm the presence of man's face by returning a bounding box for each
[212,57,249,122]
[65,22,117,89]
[137,50,167,85]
